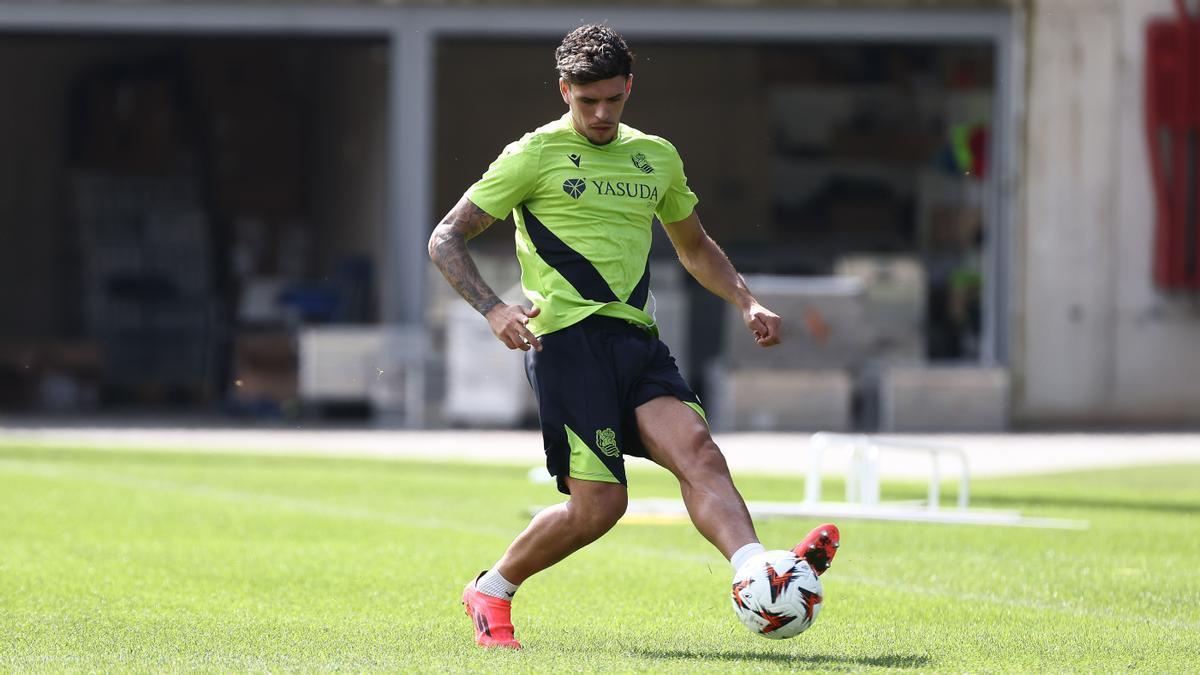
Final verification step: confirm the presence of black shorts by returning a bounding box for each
[524,314,705,495]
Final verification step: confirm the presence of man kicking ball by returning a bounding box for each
[428,23,840,649]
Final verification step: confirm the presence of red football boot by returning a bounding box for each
[462,572,522,649]
[793,523,840,576]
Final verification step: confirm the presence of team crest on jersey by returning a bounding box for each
[631,152,654,174]
[562,178,587,199]
[568,153,581,167]
[596,428,620,457]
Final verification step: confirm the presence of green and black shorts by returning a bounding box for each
[523,314,706,495]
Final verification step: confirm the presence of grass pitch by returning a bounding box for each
[1,441,1197,672]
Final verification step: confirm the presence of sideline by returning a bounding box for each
[1,426,1199,478]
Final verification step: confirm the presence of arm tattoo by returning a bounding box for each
[428,197,504,316]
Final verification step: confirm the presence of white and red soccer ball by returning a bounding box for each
[730,549,823,639]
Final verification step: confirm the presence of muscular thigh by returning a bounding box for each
[634,396,714,476]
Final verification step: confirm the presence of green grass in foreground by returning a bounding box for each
[0,443,1198,672]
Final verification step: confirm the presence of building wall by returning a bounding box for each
[1018,0,1200,424]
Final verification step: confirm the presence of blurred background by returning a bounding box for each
[0,0,1194,433]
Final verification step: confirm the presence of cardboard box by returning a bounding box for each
[879,365,1009,432]
[232,332,297,403]
[707,364,853,432]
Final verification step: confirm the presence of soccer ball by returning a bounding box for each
[730,549,823,639]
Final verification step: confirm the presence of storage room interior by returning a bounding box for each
[0,34,388,416]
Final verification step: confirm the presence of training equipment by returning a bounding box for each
[802,433,1089,529]
[622,432,1088,529]
[462,572,522,649]
[730,550,823,639]
[794,523,840,576]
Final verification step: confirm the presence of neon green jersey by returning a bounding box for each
[466,113,698,337]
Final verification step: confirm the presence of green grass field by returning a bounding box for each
[1,442,1198,672]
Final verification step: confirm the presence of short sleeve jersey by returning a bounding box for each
[466,113,698,337]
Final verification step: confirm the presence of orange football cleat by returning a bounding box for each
[462,572,522,649]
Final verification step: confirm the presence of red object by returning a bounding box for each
[969,125,988,179]
[462,574,522,649]
[792,522,840,576]
[1147,1,1200,290]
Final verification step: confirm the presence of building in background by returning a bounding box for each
[0,0,1193,430]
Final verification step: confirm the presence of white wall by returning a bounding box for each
[1018,0,1200,424]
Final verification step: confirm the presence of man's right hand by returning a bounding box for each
[486,304,543,352]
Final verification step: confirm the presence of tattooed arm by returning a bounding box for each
[428,195,542,352]
[428,196,502,314]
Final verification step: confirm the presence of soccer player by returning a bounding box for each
[428,24,840,649]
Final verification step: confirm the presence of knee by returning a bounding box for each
[683,440,733,484]
[568,483,628,534]
[588,485,628,528]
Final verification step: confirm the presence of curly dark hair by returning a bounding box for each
[555,24,634,85]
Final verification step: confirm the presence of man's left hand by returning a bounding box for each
[743,303,782,347]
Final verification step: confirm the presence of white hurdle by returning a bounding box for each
[806,432,970,510]
[618,432,1090,530]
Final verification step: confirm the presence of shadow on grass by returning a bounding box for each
[633,648,929,669]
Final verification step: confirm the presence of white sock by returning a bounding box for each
[475,569,519,600]
[729,542,766,572]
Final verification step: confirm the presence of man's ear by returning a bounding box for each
[625,74,634,98]
[559,78,570,105]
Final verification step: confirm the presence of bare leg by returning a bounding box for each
[493,477,627,584]
[636,396,758,559]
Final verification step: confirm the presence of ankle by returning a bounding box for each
[729,542,766,571]
[476,568,520,600]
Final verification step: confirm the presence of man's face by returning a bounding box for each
[559,74,633,145]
